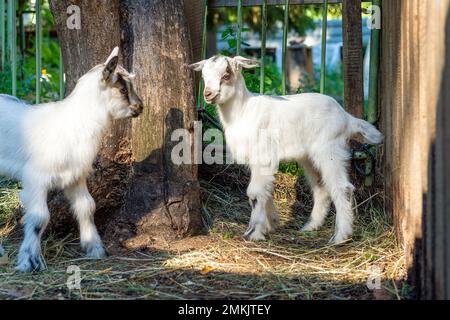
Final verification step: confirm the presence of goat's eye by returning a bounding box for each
[222,73,231,81]
[120,88,128,95]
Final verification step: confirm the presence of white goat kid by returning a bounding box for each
[0,47,143,272]
[189,55,383,244]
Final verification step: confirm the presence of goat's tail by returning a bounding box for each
[349,116,384,145]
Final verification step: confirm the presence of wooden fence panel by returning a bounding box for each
[381,0,450,299]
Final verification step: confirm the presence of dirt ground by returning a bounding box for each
[0,166,408,300]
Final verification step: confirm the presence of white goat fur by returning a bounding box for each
[0,47,143,271]
[190,55,383,243]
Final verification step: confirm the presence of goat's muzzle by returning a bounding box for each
[130,104,144,118]
[204,89,219,104]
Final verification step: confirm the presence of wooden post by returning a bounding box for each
[342,0,363,118]
[381,0,450,299]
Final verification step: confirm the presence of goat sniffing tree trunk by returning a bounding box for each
[49,0,203,251]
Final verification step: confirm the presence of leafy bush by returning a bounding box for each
[0,1,61,103]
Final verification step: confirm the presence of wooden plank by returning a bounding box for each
[444,3,450,298]
[342,0,363,118]
[210,0,342,7]
[434,0,450,300]
[420,0,433,300]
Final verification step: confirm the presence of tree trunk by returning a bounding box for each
[49,0,203,251]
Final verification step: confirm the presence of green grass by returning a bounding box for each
[0,178,20,228]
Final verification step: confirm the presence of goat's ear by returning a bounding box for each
[232,56,260,70]
[103,55,119,82]
[188,60,206,72]
[105,46,119,65]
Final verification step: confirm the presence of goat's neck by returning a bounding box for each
[217,74,252,129]
[62,76,111,140]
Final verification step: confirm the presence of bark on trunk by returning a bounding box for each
[49,0,203,251]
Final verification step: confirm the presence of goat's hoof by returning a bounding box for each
[84,243,107,259]
[266,224,276,234]
[300,222,320,232]
[243,227,266,241]
[269,213,280,230]
[16,252,46,273]
[328,233,351,245]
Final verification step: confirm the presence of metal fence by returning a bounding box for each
[0,0,64,103]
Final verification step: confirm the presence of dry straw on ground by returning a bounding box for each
[0,166,407,300]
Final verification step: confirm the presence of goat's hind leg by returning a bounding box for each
[265,197,279,232]
[16,185,50,272]
[300,160,331,232]
[65,180,106,259]
[315,148,354,244]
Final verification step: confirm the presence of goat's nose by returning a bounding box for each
[204,90,214,99]
[131,104,144,117]
[204,89,218,102]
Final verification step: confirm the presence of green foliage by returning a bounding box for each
[279,162,304,176]
[209,4,344,37]
[298,66,345,104]
[0,0,61,103]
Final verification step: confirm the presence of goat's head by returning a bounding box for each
[189,55,259,105]
[98,47,144,119]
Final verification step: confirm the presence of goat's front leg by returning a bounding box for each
[243,168,275,241]
[64,180,106,259]
[16,185,50,272]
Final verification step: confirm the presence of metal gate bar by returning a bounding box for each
[0,0,5,70]
[281,0,289,95]
[320,0,328,93]
[236,0,243,55]
[36,0,42,103]
[260,0,267,93]
[7,0,16,96]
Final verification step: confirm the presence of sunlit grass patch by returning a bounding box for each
[0,177,20,238]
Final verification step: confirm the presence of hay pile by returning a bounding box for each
[0,166,408,300]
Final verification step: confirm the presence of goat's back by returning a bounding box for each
[0,95,30,178]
